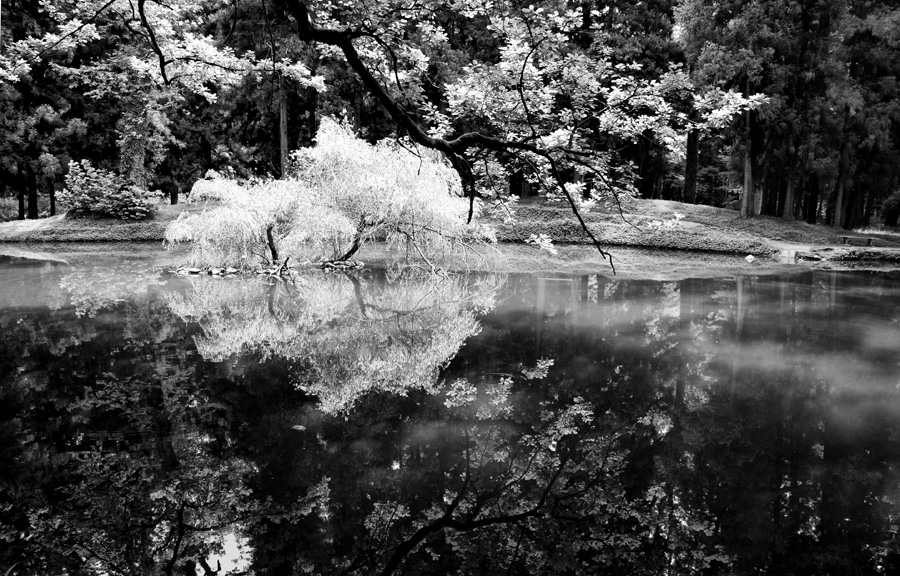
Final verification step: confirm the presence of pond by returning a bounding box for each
[1,247,899,575]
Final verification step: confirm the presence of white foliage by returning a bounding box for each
[166,117,495,267]
[166,273,499,413]
[292,117,495,252]
[526,233,559,255]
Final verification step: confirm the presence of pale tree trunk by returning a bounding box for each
[740,85,755,218]
[279,73,289,179]
[119,106,150,189]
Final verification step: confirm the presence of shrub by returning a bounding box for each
[59,160,158,220]
[0,197,17,222]
[883,191,900,227]
[292,117,496,258]
[165,117,495,268]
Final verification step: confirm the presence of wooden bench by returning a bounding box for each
[841,236,873,246]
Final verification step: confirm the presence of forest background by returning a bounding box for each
[1,0,899,233]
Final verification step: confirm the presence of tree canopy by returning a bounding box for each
[0,0,898,237]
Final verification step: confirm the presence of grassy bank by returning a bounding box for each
[2,198,898,258]
[0,204,204,242]
[489,198,900,252]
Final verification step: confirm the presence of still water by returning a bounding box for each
[1,249,899,575]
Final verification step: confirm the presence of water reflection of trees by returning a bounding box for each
[445,271,900,575]
[2,264,900,575]
[0,285,272,576]
[166,271,501,413]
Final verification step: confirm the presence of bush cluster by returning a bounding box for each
[0,197,18,222]
[59,160,158,220]
[883,192,900,227]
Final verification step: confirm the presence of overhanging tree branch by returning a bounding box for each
[274,0,618,269]
[137,0,171,84]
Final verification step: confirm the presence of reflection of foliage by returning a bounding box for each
[259,362,726,576]
[57,262,166,318]
[0,263,338,576]
[5,259,900,576]
[3,361,329,576]
[167,271,500,413]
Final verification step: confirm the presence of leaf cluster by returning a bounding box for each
[165,116,495,267]
[58,159,158,220]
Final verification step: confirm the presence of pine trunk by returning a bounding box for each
[806,173,819,224]
[832,162,846,229]
[863,186,875,227]
[26,168,38,219]
[16,167,25,220]
[741,101,754,217]
[741,146,754,218]
[782,165,795,221]
[279,73,289,179]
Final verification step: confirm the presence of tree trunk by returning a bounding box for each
[120,108,150,189]
[683,129,699,204]
[844,184,861,231]
[339,233,362,261]
[782,164,796,221]
[17,167,25,219]
[306,92,318,147]
[805,173,819,224]
[266,224,280,263]
[740,145,754,218]
[763,168,779,216]
[741,91,754,218]
[279,73,289,179]
[26,167,38,219]
[862,185,875,228]
[832,163,846,229]
[49,177,56,216]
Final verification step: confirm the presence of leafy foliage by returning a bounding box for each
[165,117,495,267]
[58,160,158,220]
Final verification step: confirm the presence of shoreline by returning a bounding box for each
[1,199,898,274]
[2,241,899,282]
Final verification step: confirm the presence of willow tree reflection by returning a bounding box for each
[166,270,500,413]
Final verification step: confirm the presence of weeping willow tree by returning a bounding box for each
[165,118,496,268]
[165,270,501,413]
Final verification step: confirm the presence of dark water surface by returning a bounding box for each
[1,251,899,575]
